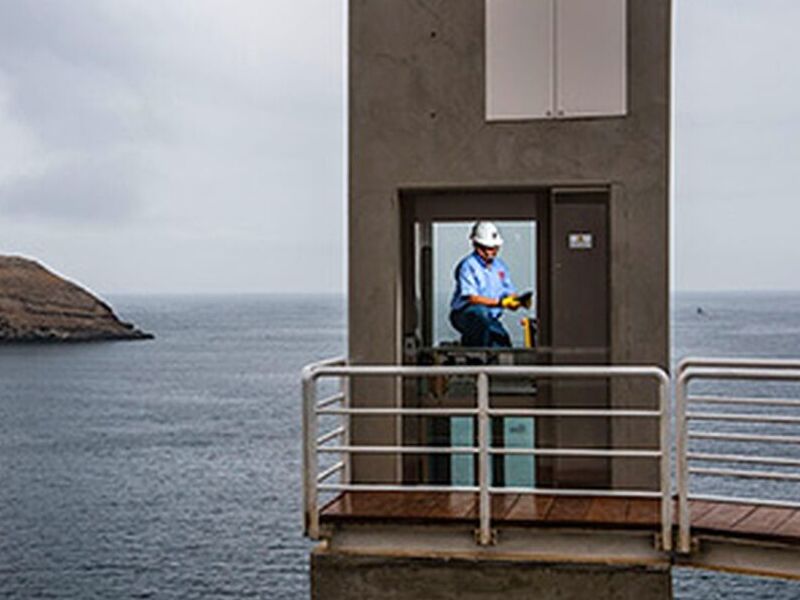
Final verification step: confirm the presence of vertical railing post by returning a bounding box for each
[302,369,320,539]
[477,371,491,545]
[657,372,672,551]
[675,369,691,553]
[342,369,351,487]
[395,374,404,483]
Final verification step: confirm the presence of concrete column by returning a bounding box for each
[312,553,672,600]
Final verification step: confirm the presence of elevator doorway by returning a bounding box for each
[400,188,610,489]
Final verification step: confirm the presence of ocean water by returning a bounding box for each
[1,292,799,599]
[0,295,345,599]
[672,293,800,599]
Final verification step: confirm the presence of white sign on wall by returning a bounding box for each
[486,0,627,121]
[568,232,594,250]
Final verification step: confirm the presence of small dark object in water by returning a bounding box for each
[696,307,705,316]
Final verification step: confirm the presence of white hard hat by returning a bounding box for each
[470,221,503,247]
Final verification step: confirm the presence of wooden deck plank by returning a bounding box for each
[424,492,478,520]
[393,492,449,518]
[584,497,630,525]
[503,495,555,522]
[692,502,758,533]
[780,511,800,538]
[626,499,661,526]
[322,491,410,519]
[320,491,800,548]
[491,494,521,519]
[545,496,593,523]
[732,506,796,536]
[687,500,719,523]
[378,491,476,520]
[321,491,479,522]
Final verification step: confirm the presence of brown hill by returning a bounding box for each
[0,256,153,342]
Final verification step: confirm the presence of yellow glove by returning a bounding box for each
[500,295,521,310]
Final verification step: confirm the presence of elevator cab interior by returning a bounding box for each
[400,188,611,489]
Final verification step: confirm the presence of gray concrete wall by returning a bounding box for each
[312,553,672,600]
[349,0,671,485]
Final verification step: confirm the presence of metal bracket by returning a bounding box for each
[670,534,700,557]
[474,528,499,546]
[654,532,664,552]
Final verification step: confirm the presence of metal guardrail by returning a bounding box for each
[301,356,800,559]
[301,355,348,537]
[675,357,800,554]
[302,360,672,550]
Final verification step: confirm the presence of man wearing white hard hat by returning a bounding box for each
[449,221,529,347]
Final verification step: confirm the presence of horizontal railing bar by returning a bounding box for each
[688,452,800,468]
[689,431,800,444]
[318,446,661,458]
[317,483,661,498]
[488,409,660,418]
[318,446,662,458]
[679,357,800,374]
[688,493,800,510]
[682,367,800,381]
[317,462,345,483]
[318,407,661,418]
[317,392,345,409]
[304,356,347,373]
[687,412,800,425]
[318,445,478,455]
[491,448,661,458]
[689,395,800,408]
[690,467,800,482]
[319,483,479,493]
[318,408,478,416]
[317,427,346,445]
[490,487,662,499]
[309,364,669,382]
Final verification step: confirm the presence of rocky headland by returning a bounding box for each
[0,256,153,342]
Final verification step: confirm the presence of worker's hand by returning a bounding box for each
[500,295,522,310]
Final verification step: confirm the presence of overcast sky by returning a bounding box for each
[0,1,798,294]
[0,0,344,294]
[675,0,800,291]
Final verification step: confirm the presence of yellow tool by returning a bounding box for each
[517,291,533,309]
[521,317,537,348]
[516,291,536,348]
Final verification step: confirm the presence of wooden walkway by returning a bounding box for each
[690,500,800,544]
[322,492,800,545]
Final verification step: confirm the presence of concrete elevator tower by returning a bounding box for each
[312,1,672,598]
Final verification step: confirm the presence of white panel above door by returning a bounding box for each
[486,0,554,121]
[556,0,627,118]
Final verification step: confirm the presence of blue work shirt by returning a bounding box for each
[450,251,516,318]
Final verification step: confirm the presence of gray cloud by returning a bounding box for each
[0,0,344,293]
[675,0,800,290]
[4,0,800,294]
[0,156,141,224]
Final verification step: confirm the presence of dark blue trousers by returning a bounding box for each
[449,305,512,348]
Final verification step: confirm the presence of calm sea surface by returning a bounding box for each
[1,292,800,599]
